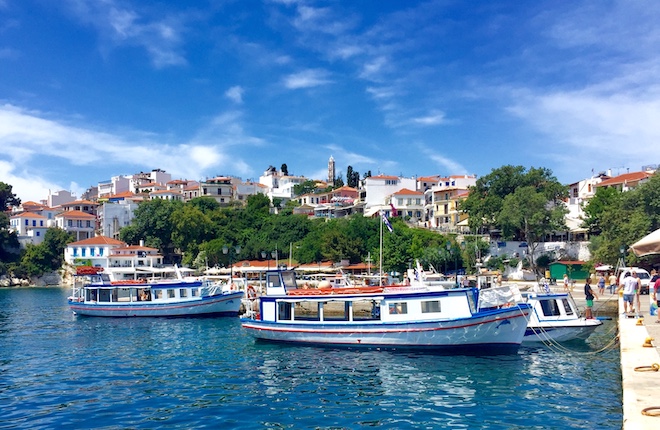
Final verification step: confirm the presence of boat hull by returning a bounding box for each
[522,321,602,343]
[69,291,244,317]
[241,306,530,352]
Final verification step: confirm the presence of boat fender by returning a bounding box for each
[247,285,257,299]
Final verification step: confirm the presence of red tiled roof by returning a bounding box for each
[63,199,98,206]
[109,191,136,198]
[369,174,399,180]
[597,171,653,187]
[11,212,47,219]
[56,210,96,219]
[392,188,423,196]
[69,236,126,246]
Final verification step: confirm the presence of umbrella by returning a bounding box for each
[630,228,660,256]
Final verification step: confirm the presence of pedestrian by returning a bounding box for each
[597,273,606,296]
[654,276,660,323]
[608,271,617,294]
[563,273,569,292]
[584,277,598,319]
[618,271,640,314]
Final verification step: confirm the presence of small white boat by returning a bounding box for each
[241,270,532,353]
[522,291,602,343]
[68,271,243,317]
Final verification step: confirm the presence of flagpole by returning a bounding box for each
[379,210,383,287]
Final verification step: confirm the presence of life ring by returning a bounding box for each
[247,285,257,299]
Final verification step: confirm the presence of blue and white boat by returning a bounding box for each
[68,272,243,317]
[241,270,532,353]
[522,291,602,343]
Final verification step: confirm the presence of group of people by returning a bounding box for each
[582,268,660,321]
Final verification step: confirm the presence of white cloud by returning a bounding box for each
[412,111,446,126]
[0,104,259,200]
[225,86,244,104]
[63,0,187,68]
[283,69,332,89]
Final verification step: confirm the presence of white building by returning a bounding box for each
[98,200,139,240]
[259,166,306,202]
[389,188,424,220]
[361,174,417,216]
[98,175,132,198]
[47,190,76,208]
[9,212,51,246]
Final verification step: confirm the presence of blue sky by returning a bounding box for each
[1,0,659,203]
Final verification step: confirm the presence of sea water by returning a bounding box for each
[0,288,622,429]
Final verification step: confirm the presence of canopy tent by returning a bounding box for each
[630,228,660,256]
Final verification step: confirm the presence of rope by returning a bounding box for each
[634,363,660,372]
[641,406,660,417]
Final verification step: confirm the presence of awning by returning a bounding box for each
[630,228,660,256]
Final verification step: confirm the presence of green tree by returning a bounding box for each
[18,228,73,277]
[0,182,21,274]
[346,166,360,188]
[0,182,21,210]
[497,186,567,273]
[171,205,215,257]
[293,180,318,196]
[281,163,289,176]
[119,199,183,262]
[581,187,622,234]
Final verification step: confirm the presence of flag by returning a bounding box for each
[389,203,398,217]
[382,212,393,232]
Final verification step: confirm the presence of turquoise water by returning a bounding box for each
[0,288,622,429]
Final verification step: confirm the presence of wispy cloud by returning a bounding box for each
[0,104,255,199]
[283,69,332,89]
[225,86,244,104]
[411,110,447,126]
[62,0,187,68]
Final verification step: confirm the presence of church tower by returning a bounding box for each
[328,156,336,185]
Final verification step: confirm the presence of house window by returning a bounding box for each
[40,220,43,226]
[36,231,40,237]
[81,248,86,257]
[25,220,28,226]
[86,220,91,227]
[99,248,104,256]
[32,220,36,226]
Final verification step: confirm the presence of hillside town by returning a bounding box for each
[6,157,658,281]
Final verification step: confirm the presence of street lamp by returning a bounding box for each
[261,250,277,270]
[223,245,241,283]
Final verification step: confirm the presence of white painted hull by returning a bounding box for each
[523,320,602,343]
[242,306,530,352]
[69,291,244,317]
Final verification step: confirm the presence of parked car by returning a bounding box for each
[617,267,651,294]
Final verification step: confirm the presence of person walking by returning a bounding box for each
[562,273,569,292]
[618,271,640,315]
[597,273,606,296]
[608,271,617,294]
[584,277,598,319]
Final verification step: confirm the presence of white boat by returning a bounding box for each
[241,270,532,353]
[521,291,602,343]
[68,270,243,317]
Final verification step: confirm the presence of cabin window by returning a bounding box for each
[323,301,351,321]
[191,288,198,297]
[180,289,187,298]
[294,302,320,321]
[352,299,380,321]
[421,300,441,313]
[98,289,111,302]
[167,289,176,298]
[278,302,292,320]
[267,273,281,288]
[388,302,407,315]
[153,290,163,299]
[540,299,561,317]
[561,299,574,316]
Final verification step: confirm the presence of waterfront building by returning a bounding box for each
[361,174,417,217]
[55,210,96,241]
[64,236,126,268]
[388,188,424,221]
[9,212,50,246]
[427,175,476,230]
[200,176,235,205]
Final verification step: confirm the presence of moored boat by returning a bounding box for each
[522,291,603,343]
[68,270,243,317]
[241,269,532,353]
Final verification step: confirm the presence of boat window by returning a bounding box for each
[167,289,176,298]
[278,302,292,320]
[153,290,163,300]
[323,301,351,321]
[86,289,98,301]
[294,302,320,321]
[388,302,407,315]
[561,299,574,316]
[281,271,297,289]
[540,299,561,317]
[180,289,188,298]
[99,289,112,302]
[267,273,281,288]
[421,300,441,313]
[191,288,198,297]
[353,299,380,321]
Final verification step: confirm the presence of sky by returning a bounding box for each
[1,0,659,203]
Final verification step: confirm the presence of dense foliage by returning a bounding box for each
[0,182,21,275]
[587,172,660,267]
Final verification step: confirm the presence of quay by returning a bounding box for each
[523,282,659,428]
